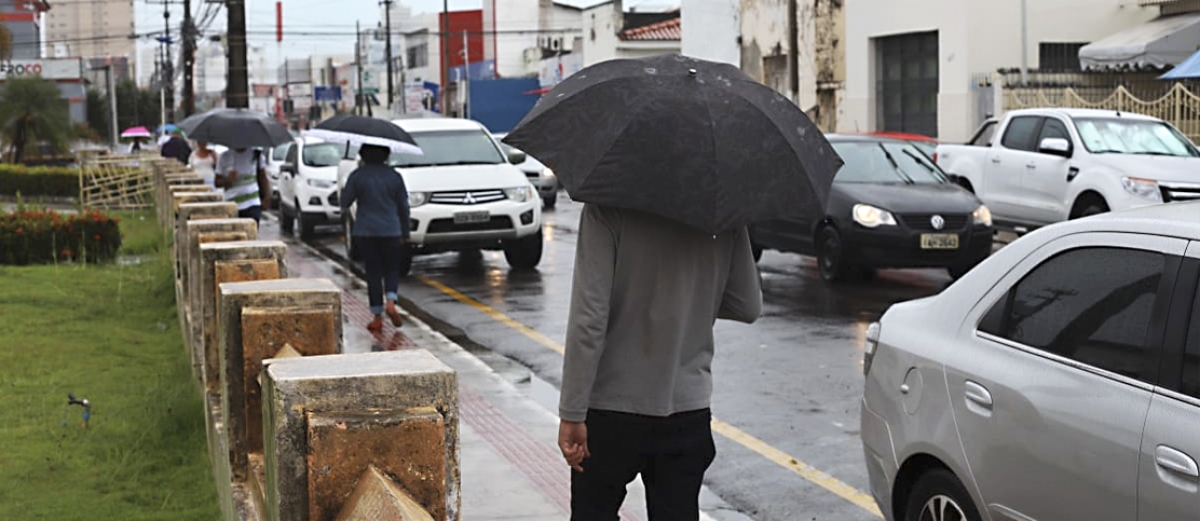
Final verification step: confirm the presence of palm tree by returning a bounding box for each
[0,25,12,61]
[0,76,72,163]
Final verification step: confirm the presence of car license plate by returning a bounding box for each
[453,211,490,224]
[920,233,959,250]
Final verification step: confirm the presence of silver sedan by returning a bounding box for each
[861,201,1200,521]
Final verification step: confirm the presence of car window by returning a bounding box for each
[969,121,998,147]
[1074,117,1199,157]
[272,143,290,161]
[1000,116,1042,151]
[285,142,298,165]
[1185,279,1200,398]
[391,130,506,167]
[979,247,1165,384]
[1037,118,1071,144]
[832,141,949,184]
[302,143,344,167]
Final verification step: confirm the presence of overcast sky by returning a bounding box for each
[133,0,679,64]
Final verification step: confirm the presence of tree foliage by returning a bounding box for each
[0,77,72,164]
[85,80,164,143]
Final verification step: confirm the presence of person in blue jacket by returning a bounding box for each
[339,144,410,331]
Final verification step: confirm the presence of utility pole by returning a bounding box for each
[162,3,172,123]
[787,0,799,104]
[355,21,364,116]
[92,65,119,149]
[441,0,449,114]
[227,0,250,108]
[182,0,195,116]
[383,0,395,112]
[462,30,469,120]
[1019,0,1029,86]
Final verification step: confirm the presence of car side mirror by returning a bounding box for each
[281,163,296,174]
[507,150,527,165]
[1038,137,1072,158]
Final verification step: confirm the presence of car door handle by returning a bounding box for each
[1156,446,1200,479]
[1025,163,1036,169]
[991,158,1001,164]
[964,380,993,411]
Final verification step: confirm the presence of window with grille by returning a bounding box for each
[1039,42,1088,72]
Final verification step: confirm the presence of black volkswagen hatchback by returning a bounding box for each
[750,135,994,282]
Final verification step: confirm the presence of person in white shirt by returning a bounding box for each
[215,148,270,223]
[189,140,218,187]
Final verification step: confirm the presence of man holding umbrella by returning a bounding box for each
[179,108,293,225]
[504,54,843,519]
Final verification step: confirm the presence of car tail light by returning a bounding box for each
[864,322,881,376]
[932,152,938,163]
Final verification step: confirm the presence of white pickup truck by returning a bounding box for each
[936,108,1200,231]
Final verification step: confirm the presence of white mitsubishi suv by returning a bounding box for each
[337,117,543,276]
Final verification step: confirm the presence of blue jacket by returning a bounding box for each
[340,163,411,239]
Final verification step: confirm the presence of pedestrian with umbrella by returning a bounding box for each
[179,108,292,224]
[120,126,152,153]
[315,115,422,331]
[503,53,843,519]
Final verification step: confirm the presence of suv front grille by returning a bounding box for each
[898,213,969,232]
[429,189,507,205]
[1160,182,1200,202]
[427,216,514,233]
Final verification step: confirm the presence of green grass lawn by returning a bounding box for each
[0,210,219,520]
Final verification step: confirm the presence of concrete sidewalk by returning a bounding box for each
[270,218,751,521]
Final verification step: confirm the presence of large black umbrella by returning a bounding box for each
[307,114,422,154]
[503,54,843,234]
[177,108,292,148]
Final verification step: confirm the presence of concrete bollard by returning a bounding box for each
[178,219,259,380]
[216,278,343,483]
[261,351,460,521]
[161,182,209,226]
[197,240,288,395]
[174,202,238,283]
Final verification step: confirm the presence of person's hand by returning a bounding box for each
[558,420,590,472]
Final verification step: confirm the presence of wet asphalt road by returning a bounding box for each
[293,198,964,521]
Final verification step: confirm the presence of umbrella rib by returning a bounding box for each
[733,80,838,206]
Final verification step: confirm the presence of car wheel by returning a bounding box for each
[817,227,852,283]
[751,244,763,263]
[343,217,360,261]
[859,267,878,281]
[297,206,316,240]
[397,243,414,277]
[1078,200,1110,218]
[504,229,544,271]
[903,469,981,521]
[543,193,557,210]
[280,204,295,234]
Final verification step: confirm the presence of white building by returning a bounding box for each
[581,1,680,67]
[483,0,583,78]
[841,0,1164,142]
[680,0,739,66]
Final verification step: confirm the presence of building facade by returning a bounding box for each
[43,0,134,60]
[581,2,681,68]
[841,0,1161,142]
[1,0,48,59]
[482,0,582,79]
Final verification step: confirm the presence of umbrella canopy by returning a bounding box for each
[306,114,423,155]
[157,123,180,133]
[1160,49,1200,80]
[503,54,843,234]
[178,108,292,148]
[120,126,152,138]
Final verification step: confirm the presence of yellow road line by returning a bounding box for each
[417,275,882,518]
[418,276,565,354]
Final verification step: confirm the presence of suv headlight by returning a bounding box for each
[504,185,535,203]
[1121,177,1162,202]
[972,205,993,227]
[306,178,335,189]
[852,204,897,228]
[543,167,556,179]
[409,192,429,207]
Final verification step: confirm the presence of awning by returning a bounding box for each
[1160,49,1200,79]
[1079,13,1200,71]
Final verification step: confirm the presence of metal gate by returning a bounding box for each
[876,31,939,138]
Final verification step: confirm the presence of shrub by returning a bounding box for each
[0,206,121,265]
[0,164,78,199]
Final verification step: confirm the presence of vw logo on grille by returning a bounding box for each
[463,192,476,204]
[930,215,946,230]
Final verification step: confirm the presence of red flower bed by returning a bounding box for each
[0,208,122,265]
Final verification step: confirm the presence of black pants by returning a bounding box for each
[355,236,403,314]
[238,205,262,224]
[571,409,715,521]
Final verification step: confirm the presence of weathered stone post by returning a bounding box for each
[178,219,259,380]
[175,202,238,283]
[217,278,344,481]
[197,240,288,394]
[261,351,460,521]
